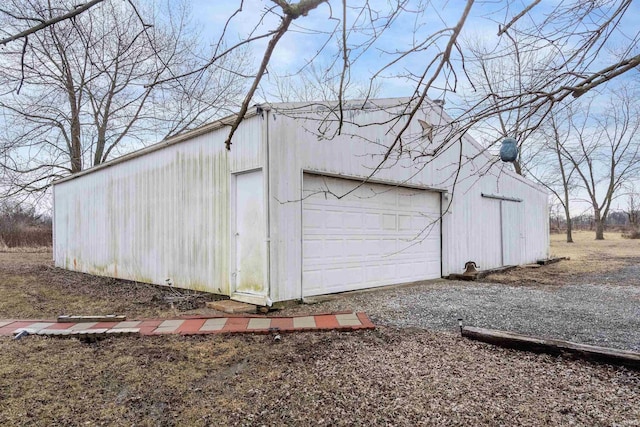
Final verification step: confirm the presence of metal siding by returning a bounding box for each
[501,200,526,266]
[441,167,549,274]
[267,100,549,301]
[478,198,503,268]
[53,117,263,295]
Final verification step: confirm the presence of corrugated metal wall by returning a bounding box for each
[54,99,548,303]
[267,100,548,301]
[53,117,264,294]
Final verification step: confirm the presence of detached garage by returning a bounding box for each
[53,98,549,306]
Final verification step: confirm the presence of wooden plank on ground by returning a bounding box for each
[447,265,518,281]
[461,326,640,369]
[536,257,569,265]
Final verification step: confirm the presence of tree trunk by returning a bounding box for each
[594,208,605,240]
[512,159,523,176]
[64,66,82,173]
[561,186,573,243]
[70,119,82,173]
[94,133,105,167]
[554,127,573,243]
[565,215,574,243]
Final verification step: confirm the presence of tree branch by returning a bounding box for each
[570,53,640,98]
[224,0,327,150]
[497,0,542,36]
[0,0,105,46]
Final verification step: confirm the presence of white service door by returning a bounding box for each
[234,170,266,296]
[501,201,525,266]
[302,174,441,297]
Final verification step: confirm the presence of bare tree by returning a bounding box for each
[545,112,578,243]
[0,0,105,46]
[459,35,589,244]
[519,105,580,242]
[461,34,559,176]
[548,199,563,232]
[0,0,248,197]
[624,184,640,230]
[266,61,381,103]
[559,88,640,240]
[1,0,639,199]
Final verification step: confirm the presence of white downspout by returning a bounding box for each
[264,108,273,307]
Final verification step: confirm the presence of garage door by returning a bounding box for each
[302,174,441,297]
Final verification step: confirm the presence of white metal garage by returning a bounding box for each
[53,98,550,305]
[301,174,441,297]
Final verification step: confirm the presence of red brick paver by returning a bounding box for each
[222,317,251,333]
[0,312,375,338]
[313,314,340,329]
[92,322,121,329]
[176,319,206,335]
[0,321,36,334]
[268,317,294,331]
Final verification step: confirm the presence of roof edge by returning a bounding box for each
[53,98,425,186]
[53,107,261,185]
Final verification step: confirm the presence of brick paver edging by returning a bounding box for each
[0,312,375,338]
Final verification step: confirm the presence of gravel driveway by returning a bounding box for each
[281,263,640,352]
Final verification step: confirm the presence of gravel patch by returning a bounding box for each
[588,262,640,286]
[280,279,640,352]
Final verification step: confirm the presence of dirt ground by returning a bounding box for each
[1,230,636,319]
[1,329,638,426]
[0,252,217,319]
[0,231,639,425]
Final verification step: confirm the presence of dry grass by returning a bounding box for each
[0,330,638,426]
[485,230,640,286]
[0,252,215,319]
[0,246,52,254]
[550,230,640,261]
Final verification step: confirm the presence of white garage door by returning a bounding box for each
[302,174,441,297]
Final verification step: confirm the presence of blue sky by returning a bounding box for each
[186,1,640,215]
[190,0,487,98]
[189,0,639,103]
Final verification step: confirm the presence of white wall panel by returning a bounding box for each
[53,117,264,295]
[502,200,526,266]
[54,99,549,304]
